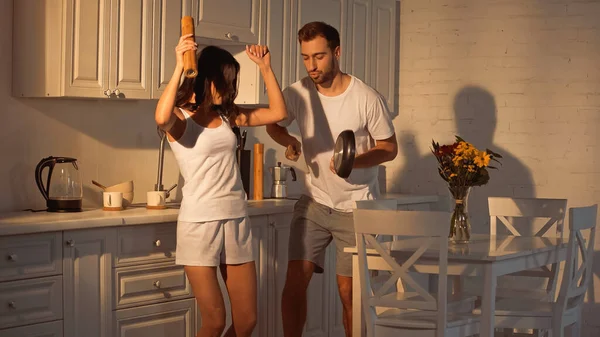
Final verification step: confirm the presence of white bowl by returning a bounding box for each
[105,180,134,208]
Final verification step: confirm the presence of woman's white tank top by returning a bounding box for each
[167,108,247,222]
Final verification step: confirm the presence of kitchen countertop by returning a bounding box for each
[0,194,439,237]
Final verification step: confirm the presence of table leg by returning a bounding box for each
[480,264,497,337]
[352,255,365,337]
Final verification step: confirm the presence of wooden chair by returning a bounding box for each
[479,204,597,337]
[354,209,480,337]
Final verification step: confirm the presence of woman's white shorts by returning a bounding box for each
[175,216,254,266]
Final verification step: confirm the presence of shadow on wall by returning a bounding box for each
[395,85,535,234]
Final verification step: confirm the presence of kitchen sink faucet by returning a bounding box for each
[155,127,177,197]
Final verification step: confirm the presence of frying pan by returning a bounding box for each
[333,130,356,178]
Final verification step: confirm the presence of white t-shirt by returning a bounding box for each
[279,75,395,212]
[168,108,247,222]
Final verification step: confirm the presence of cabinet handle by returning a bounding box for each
[6,254,17,262]
[7,301,16,309]
[113,89,121,96]
[103,89,111,97]
[225,32,233,39]
[65,240,75,247]
[153,280,161,288]
[153,239,161,247]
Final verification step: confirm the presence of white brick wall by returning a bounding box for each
[386,0,600,334]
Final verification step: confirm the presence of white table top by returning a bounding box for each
[344,234,569,262]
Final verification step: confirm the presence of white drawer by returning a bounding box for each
[114,262,192,309]
[0,320,63,337]
[114,298,196,337]
[116,223,177,267]
[0,232,62,282]
[0,275,63,329]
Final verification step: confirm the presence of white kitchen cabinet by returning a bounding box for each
[266,212,345,337]
[192,0,261,44]
[152,0,193,98]
[346,0,397,107]
[63,227,117,337]
[288,0,347,85]
[13,0,153,99]
[114,298,196,337]
[0,320,63,337]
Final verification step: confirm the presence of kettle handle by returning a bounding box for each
[35,156,56,201]
[289,167,297,181]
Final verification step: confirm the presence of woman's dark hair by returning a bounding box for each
[193,46,240,118]
[298,21,340,51]
[175,77,196,110]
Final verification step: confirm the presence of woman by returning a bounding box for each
[154,34,287,337]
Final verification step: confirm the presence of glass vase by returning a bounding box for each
[449,187,471,244]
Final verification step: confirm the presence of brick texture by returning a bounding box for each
[386,0,600,334]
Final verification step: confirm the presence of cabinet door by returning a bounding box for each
[108,0,154,99]
[289,0,346,84]
[115,299,195,337]
[369,0,396,108]
[345,0,371,84]
[266,213,292,337]
[193,0,260,44]
[0,320,63,337]
[152,0,193,98]
[63,228,117,337]
[257,0,285,104]
[63,0,111,98]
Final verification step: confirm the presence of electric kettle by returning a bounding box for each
[35,156,83,212]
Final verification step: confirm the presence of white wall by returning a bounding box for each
[387,0,600,335]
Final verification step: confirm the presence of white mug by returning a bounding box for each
[147,191,167,207]
[103,192,123,210]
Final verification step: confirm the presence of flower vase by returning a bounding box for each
[449,187,471,243]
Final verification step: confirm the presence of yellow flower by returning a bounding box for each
[474,151,491,168]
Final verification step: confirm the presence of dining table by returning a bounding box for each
[344,234,570,337]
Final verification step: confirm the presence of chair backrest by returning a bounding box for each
[488,197,567,238]
[353,209,452,336]
[355,199,399,242]
[556,205,597,316]
[355,199,398,210]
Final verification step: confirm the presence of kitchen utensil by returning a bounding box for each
[92,180,107,190]
[35,156,83,212]
[253,143,264,200]
[269,162,297,199]
[241,130,247,149]
[181,16,197,78]
[237,149,251,198]
[103,192,123,211]
[333,130,356,179]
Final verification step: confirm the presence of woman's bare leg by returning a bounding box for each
[220,262,258,337]
[185,266,227,337]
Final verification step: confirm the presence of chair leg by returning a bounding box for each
[571,320,581,337]
[551,322,564,337]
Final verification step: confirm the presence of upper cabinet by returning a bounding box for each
[153,0,193,98]
[13,0,154,99]
[12,0,397,106]
[193,0,260,44]
[346,0,397,108]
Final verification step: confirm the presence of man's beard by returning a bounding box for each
[309,60,337,85]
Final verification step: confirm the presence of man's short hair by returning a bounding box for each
[298,21,340,51]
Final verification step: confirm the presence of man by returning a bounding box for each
[266,21,398,337]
